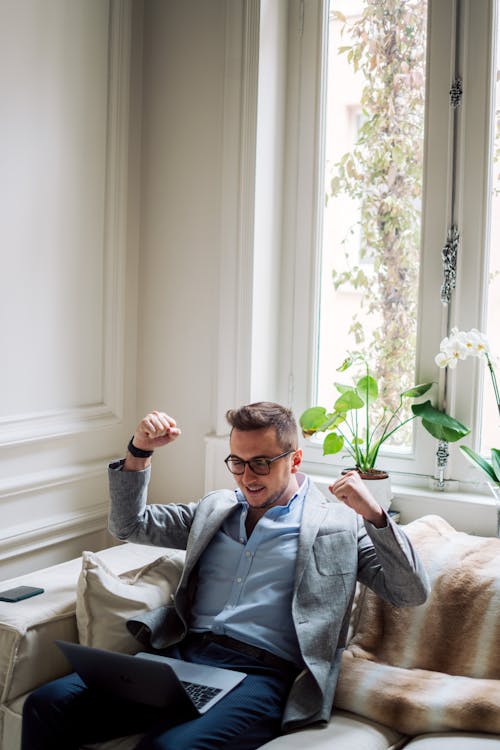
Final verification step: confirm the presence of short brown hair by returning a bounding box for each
[226,402,298,450]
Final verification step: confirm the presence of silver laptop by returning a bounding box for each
[55,640,246,716]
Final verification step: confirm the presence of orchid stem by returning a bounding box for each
[486,354,500,418]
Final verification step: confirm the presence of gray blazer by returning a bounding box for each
[108,466,429,731]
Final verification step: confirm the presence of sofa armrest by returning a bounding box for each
[0,543,176,704]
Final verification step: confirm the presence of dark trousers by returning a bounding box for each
[21,638,298,750]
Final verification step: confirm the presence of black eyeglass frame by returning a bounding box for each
[224,449,296,476]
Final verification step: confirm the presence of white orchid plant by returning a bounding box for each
[435,327,500,485]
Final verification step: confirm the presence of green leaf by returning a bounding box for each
[460,446,498,482]
[356,375,378,402]
[336,356,354,373]
[323,432,344,455]
[334,390,364,412]
[491,449,500,481]
[327,413,347,429]
[334,382,352,394]
[299,407,328,433]
[401,382,434,398]
[413,401,470,442]
[317,412,347,432]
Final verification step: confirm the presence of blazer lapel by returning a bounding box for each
[182,491,237,578]
[294,483,330,593]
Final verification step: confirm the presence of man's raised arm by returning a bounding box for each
[123,410,181,472]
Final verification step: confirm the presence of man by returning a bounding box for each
[22,402,429,750]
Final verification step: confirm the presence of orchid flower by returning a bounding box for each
[436,328,500,485]
[435,328,499,416]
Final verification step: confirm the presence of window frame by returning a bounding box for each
[278,0,496,489]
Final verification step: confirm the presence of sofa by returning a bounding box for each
[0,514,498,750]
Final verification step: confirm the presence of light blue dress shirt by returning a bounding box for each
[189,474,309,666]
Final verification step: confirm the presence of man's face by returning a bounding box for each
[229,427,302,510]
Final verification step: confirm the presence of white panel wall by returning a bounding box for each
[0,0,233,578]
[137,0,227,502]
[138,0,288,503]
[0,0,141,579]
[205,0,289,490]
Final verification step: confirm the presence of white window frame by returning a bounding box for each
[278,0,496,490]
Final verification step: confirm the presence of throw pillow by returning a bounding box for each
[76,550,184,653]
[334,514,500,735]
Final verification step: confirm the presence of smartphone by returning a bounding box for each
[0,585,44,602]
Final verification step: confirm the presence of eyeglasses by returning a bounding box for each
[224,449,295,476]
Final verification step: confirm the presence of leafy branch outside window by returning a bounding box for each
[328,1,427,439]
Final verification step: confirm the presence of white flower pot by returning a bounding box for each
[342,469,393,511]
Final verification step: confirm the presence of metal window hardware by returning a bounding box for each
[449,76,463,108]
[440,225,460,306]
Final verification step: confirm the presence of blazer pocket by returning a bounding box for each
[313,531,355,575]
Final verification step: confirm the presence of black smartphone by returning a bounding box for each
[0,585,44,602]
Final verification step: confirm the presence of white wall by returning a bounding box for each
[137,0,227,502]
[138,0,288,502]
[0,0,236,579]
[0,0,142,579]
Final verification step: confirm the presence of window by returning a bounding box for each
[281,0,498,488]
[482,8,500,453]
[318,1,427,456]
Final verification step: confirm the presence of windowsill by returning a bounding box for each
[309,470,499,537]
[310,470,495,503]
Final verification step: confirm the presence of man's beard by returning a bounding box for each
[244,482,289,509]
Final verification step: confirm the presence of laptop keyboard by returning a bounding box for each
[181,681,223,709]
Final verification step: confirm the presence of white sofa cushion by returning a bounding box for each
[334,515,500,735]
[0,543,176,706]
[402,734,500,749]
[76,550,184,653]
[257,709,405,750]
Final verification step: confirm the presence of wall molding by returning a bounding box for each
[0,0,133,447]
[0,458,114,501]
[0,405,121,447]
[0,502,109,563]
[0,458,114,566]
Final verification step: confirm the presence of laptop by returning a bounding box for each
[55,640,246,717]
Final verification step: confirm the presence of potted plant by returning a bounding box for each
[435,327,500,501]
[300,351,470,507]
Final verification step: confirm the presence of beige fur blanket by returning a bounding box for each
[334,514,500,734]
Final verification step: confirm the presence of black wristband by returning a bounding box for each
[127,437,154,458]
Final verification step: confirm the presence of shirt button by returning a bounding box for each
[236,577,242,583]
[239,538,245,544]
[245,551,251,557]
